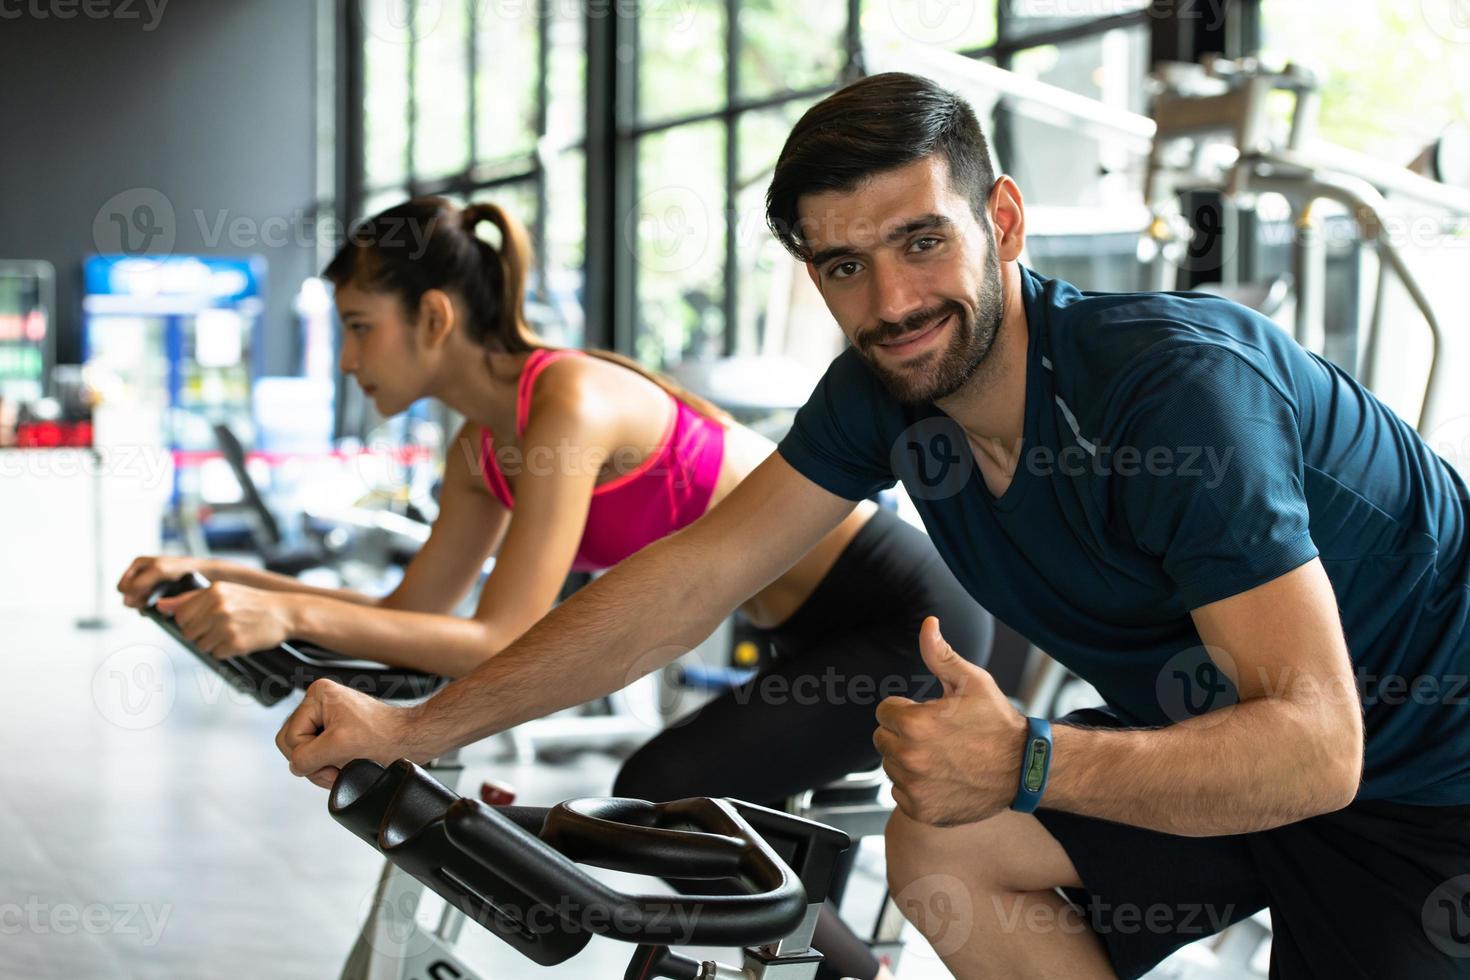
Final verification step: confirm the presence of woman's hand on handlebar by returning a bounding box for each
[152,581,298,659]
[277,679,429,789]
[117,555,217,609]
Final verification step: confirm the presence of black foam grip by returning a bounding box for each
[448,795,809,947]
[329,760,587,966]
[542,797,749,880]
[144,574,445,705]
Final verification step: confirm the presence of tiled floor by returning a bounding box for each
[0,593,1265,979]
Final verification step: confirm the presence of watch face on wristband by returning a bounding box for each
[1024,738,1051,792]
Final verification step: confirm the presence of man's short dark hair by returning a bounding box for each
[765,72,996,260]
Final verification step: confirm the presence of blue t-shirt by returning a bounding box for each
[778,266,1470,805]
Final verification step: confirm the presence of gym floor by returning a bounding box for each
[3,596,1262,979]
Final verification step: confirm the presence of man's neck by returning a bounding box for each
[935,262,1030,472]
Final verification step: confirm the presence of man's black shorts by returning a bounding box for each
[1033,708,1470,979]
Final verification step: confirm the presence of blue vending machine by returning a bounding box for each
[82,254,267,521]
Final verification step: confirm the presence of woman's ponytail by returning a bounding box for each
[324,196,539,355]
[461,202,533,345]
[323,196,729,427]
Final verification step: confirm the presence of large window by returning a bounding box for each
[627,0,851,367]
[621,0,1153,367]
[996,6,1153,290]
[860,1,1154,291]
[1262,0,1469,164]
[354,0,587,348]
[345,1,1175,370]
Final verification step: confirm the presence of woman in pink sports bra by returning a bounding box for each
[118,198,991,980]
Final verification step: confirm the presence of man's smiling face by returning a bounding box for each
[799,154,1004,405]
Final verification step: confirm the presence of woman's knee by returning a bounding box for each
[941,601,995,670]
[613,735,720,801]
[614,742,686,800]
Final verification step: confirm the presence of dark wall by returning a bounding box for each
[0,0,320,374]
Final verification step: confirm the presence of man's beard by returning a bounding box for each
[856,245,1003,405]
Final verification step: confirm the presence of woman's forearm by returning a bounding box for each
[206,560,379,606]
[288,595,510,677]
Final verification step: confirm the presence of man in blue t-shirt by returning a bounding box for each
[279,73,1470,979]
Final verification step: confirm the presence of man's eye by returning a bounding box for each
[912,237,940,252]
[830,261,861,280]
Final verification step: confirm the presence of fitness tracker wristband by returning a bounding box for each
[1010,716,1053,813]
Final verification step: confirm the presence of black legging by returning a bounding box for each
[613,506,994,980]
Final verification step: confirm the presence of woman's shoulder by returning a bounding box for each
[527,349,656,412]
[524,348,595,410]
[521,350,623,439]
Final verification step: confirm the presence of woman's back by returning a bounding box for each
[477,348,728,571]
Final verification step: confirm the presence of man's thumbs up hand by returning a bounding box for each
[875,617,1029,827]
[919,615,989,698]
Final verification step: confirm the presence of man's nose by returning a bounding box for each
[870,254,925,326]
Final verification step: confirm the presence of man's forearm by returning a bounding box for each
[402,534,734,760]
[1044,696,1362,836]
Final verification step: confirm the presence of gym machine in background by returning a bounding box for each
[1140,54,1470,437]
[866,34,1470,436]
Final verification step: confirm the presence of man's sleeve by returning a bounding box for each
[1108,346,1320,610]
[777,349,898,502]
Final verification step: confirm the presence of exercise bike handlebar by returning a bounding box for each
[143,572,444,707]
[450,795,808,945]
[328,759,843,966]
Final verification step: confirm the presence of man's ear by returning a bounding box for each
[987,176,1026,263]
[418,289,456,350]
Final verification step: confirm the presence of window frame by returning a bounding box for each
[341,0,1258,361]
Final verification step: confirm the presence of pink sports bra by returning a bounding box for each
[478,348,726,572]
